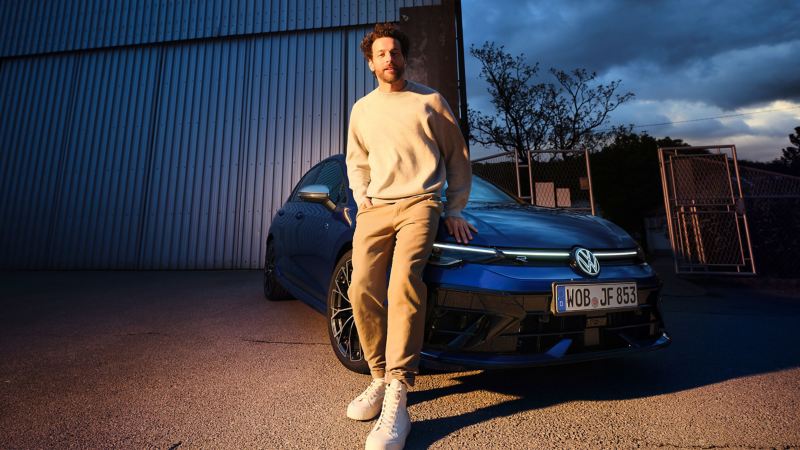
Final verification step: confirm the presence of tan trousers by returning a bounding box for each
[348,193,443,387]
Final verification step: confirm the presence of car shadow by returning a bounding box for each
[406,289,800,449]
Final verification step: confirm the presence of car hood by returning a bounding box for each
[437,202,637,250]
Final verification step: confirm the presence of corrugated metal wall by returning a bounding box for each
[0,0,439,58]
[48,47,161,269]
[0,0,443,269]
[0,53,83,268]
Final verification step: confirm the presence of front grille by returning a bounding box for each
[514,308,657,354]
[425,288,664,355]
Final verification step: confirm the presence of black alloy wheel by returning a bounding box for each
[263,238,291,301]
[327,250,369,374]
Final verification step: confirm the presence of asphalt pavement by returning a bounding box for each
[1,263,799,449]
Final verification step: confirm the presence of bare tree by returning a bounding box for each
[546,68,634,153]
[468,42,548,162]
[468,42,633,161]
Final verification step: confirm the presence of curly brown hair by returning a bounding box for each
[359,23,410,61]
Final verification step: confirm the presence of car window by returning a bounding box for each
[440,176,519,203]
[289,164,323,202]
[315,161,346,204]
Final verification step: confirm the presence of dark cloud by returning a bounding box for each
[462,0,800,160]
[463,0,800,110]
[601,40,800,109]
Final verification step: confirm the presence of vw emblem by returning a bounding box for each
[571,247,600,277]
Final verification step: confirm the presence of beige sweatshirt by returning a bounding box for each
[345,80,471,218]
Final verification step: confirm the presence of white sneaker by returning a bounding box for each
[365,379,410,450]
[347,378,387,421]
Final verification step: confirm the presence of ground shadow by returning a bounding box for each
[406,287,800,448]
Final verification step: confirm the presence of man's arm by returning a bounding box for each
[430,94,477,242]
[430,94,471,217]
[345,104,371,209]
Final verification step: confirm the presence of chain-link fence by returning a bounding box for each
[738,165,800,199]
[659,146,755,275]
[737,165,800,277]
[471,149,595,214]
[670,154,736,206]
[470,151,518,197]
[659,146,800,277]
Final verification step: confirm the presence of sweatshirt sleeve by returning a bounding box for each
[430,94,471,218]
[345,103,370,208]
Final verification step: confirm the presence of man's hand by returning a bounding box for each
[443,216,478,244]
[359,198,373,210]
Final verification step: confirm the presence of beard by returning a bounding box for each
[376,64,405,84]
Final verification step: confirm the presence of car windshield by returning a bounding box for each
[441,176,518,204]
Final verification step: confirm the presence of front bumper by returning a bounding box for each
[418,262,670,370]
[421,332,671,370]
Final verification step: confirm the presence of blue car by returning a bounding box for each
[264,155,670,373]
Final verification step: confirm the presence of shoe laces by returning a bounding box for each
[358,378,385,402]
[376,383,402,433]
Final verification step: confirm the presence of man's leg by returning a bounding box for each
[348,204,396,380]
[385,196,442,387]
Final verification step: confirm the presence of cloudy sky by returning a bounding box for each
[460,0,800,161]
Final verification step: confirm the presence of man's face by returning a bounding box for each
[368,36,405,84]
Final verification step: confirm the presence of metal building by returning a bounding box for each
[0,0,465,269]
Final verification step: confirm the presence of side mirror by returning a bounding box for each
[298,184,336,211]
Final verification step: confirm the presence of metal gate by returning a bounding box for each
[471,149,596,215]
[658,145,756,275]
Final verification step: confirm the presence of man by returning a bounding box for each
[345,23,477,450]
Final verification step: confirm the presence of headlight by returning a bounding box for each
[429,242,502,267]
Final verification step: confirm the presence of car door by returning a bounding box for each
[292,160,352,299]
[275,164,322,286]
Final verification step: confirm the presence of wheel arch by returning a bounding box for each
[334,241,352,265]
[264,233,275,266]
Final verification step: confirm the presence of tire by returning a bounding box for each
[327,249,370,374]
[263,238,292,301]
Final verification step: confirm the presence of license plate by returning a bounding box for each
[553,282,638,314]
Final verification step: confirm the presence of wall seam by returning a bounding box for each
[0,22,386,62]
[44,53,83,268]
[232,36,255,268]
[135,44,166,269]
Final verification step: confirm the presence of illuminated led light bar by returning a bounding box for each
[432,243,639,260]
[594,251,638,258]
[432,243,498,255]
[502,250,570,258]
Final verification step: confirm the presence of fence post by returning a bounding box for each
[584,148,596,216]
